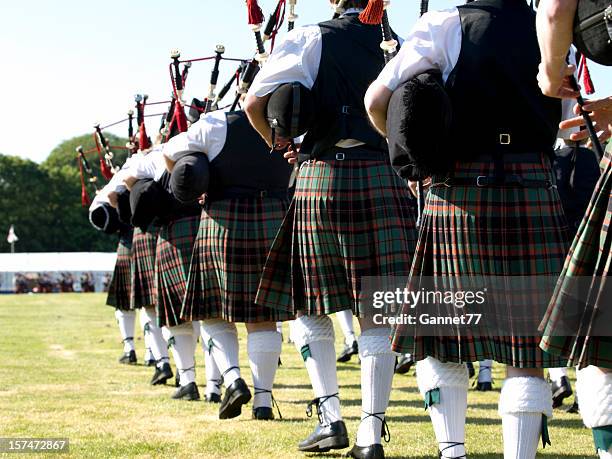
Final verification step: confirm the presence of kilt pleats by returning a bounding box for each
[541,149,612,368]
[106,236,133,310]
[155,215,200,328]
[255,159,418,316]
[130,224,161,309]
[391,156,571,368]
[183,197,293,323]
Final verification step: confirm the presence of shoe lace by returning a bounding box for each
[254,387,283,419]
[439,442,466,459]
[361,411,390,443]
[220,366,240,387]
[306,393,339,425]
[177,365,195,376]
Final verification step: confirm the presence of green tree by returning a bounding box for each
[0,132,130,253]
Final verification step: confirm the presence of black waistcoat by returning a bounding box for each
[446,0,561,157]
[208,111,292,193]
[300,15,391,158]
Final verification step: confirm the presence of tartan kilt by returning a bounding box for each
[130,224,161,309]
[155,214,200,328]
[391,156,571,368]
[540,149,612,368]
[254,158,418,316]
[106,237,133,311]
[182,197,294,323]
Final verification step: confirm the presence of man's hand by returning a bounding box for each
[559,96,612,144]
[537,63,580,99]
[407,178,431,199]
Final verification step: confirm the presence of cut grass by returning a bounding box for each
[0,294,594,458]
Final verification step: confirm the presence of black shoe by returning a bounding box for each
[476,381,492,391]
[298,420,350,453]
[395,354,414,374]
[219,378,252,419]
[145,358,156,367]
[172,382,201,401]
[118,350,137,364]
[345,444,385,459]
[252,406,275,420]
[150,362,173,385]
[337,341,359,363]
[466,362,475,379]
[565,398,580,414]
[205,393,222,404]
[552,376,573,408]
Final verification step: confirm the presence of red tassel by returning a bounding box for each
[174,102,188,134]
[139,123,151,151]
[93,132,113,180]
[247,0,265,25]
[99,158,113,180]
[580,55,595,95]
[78,160,91,207]
[359,0,384,25]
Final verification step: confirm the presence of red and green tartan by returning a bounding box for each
[106,236,133,311]
[182,197,293,323]
[155,215,200,328]
[391,157,571,368]
[130,224,161,309]
[541,148,612,368]
[254,159,417,317]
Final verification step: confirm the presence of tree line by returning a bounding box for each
[0,133,129,253]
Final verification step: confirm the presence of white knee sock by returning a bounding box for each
[478,360,493,384]
[548,367,569,384]
[141,306,169,367]
[416,357,468,458]
[336,309,356,346]
[356,328,395,447]
[290,315,342,425]
[499,376,553,459]
[168,323,196,386]
[199,324,222,395]
[115,309,136,352]
[599,447,612,459]
[576,367,612,458]
[248,330,283,409]
[276,322,283,335]
[200,319,241,387]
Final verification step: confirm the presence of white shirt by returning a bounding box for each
[375,8,462,90]
[162,110,228,162]
[128,145,167,181]
[89,154,138,211]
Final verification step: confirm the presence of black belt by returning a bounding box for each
[431,174,553,189]
[207,188,287,201]
[298,149,385,164]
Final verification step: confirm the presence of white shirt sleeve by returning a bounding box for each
[162,110,228,162]
[375,8,462,91]
[557,48,580,142]
[248,25,322,97]
[127,146,167,181]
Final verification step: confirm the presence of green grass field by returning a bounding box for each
[0,294,595,458]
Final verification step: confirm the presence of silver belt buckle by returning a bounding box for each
[499,133,511,145]
[335,152,346,161]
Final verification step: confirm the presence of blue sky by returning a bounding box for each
[1,0,609,163]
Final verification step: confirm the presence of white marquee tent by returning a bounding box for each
[0,252,117,293]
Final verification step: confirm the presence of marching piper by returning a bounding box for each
[244,1,417,456]
[537,1,612,456]
[365,1,570,457]
[162,105,293,420]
